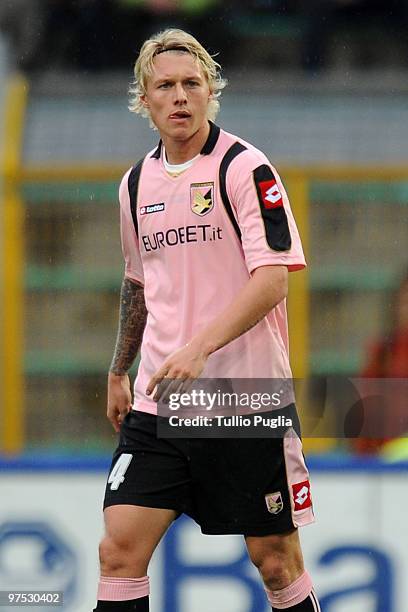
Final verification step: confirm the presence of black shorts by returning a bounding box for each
[103,409,315,536]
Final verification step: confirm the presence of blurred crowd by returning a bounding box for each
[353,271,408,456]
[0,0,407,72]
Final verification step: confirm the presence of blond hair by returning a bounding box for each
[129,29,227,127]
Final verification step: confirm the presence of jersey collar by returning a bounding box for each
[150,121,220,159]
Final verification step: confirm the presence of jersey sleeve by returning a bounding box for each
[227,150,306,274]
[119,168,144,285]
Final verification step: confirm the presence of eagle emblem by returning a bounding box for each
[265,491,283,515]
[190,182,214,216]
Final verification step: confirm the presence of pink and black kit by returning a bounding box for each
[103,122,315,537]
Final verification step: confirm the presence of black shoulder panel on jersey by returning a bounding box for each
[253,164,292,252]
[219,142,247,241]
[128,158,145,237]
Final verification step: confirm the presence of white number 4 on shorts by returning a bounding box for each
[108,453,133,490]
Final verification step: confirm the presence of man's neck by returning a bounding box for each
[162,121,210,165]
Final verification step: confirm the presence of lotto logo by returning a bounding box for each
[292,480,312,511]
[140,203,165,216]
[259,180,283,209]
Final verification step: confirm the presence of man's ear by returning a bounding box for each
[141,94,149,107]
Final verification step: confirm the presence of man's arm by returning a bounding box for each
[108,277,147,431]
[146,265,287,399]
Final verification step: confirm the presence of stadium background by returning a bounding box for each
[0,1,407,611]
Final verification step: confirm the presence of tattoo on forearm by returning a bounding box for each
[110,278,147,375]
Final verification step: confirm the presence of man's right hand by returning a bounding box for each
[107,372,132,432]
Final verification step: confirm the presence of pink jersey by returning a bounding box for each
[119,123,306,414]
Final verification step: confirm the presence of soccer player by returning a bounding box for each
[94,28,321,612]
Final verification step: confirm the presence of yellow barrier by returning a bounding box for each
[286,174,309,380]
[1,75,28,454]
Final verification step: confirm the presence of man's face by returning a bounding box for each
[142,51,211,141]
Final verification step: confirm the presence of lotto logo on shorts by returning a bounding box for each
[292,480,312,511]
[259,180,283,209]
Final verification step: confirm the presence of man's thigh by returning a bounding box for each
[100,505,176,576]
[104,505,176,555]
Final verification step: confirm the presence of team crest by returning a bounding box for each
[190,182,214,216]
[265,491,283,515]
